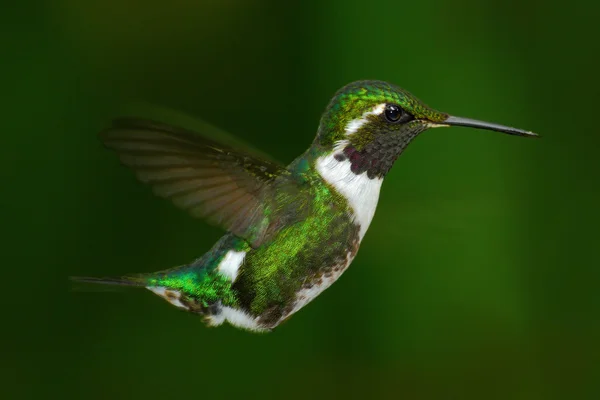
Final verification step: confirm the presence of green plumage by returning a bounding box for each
[233,159,359,321]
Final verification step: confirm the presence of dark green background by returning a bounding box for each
[4,1,599,399]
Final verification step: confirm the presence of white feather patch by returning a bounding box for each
[217,250,246,281]
[206,306,267,332]
[147,286,189,310]
[316,145,383,240]
[344,103,386,136]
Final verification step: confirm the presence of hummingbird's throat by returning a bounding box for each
[333,130,418,179]
[334,145,387,179]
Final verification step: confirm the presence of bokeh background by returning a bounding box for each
[4,1,599,399]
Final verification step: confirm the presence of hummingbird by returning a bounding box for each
[72,80,537,332]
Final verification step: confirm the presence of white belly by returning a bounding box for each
[286,250,357,319]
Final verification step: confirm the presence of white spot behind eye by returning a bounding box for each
[344,103,386,136]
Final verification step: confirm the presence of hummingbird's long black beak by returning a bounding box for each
[443,115,539,138]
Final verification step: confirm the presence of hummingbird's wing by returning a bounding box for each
[100,118,292,248]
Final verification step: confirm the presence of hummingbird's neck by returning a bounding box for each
[297,140,383,241]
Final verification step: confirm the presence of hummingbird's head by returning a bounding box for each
[316,80,537,179]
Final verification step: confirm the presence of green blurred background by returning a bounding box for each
[4,0,599,399]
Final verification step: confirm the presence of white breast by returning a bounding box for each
[315,148,383,240]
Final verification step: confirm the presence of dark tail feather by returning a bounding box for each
[69,275,147,287]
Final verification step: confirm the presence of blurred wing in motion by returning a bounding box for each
[101,118,290,247]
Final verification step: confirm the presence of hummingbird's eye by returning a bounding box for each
[384,104,403,123]
[384,104,413,124]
